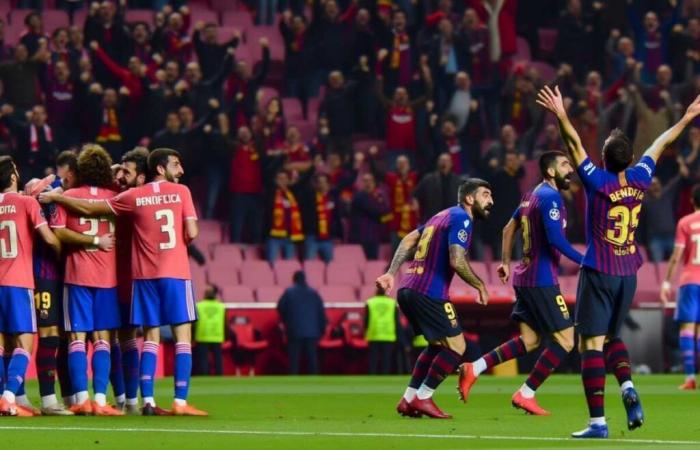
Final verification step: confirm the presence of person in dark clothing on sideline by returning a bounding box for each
[277,271,328,375]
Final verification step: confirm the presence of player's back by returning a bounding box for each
[56,186,117,288]
[577,156,654,276]
[512,183,566,287]
[676,210,700,287]
[0,192,46,288]
[108,180,196,280]
[400,206,472,300]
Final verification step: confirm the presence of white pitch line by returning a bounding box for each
[0,425,697,446]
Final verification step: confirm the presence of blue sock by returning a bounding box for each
[110,341,125,398]
[140,341,159,400]
[5,349,30,394]
[681,331,695,376]
[174,342,192,401]
[122,339,140,401]
[16,381,25,396]
[68,340,88,395]
[0,346,5,391]
[92,340,111,396]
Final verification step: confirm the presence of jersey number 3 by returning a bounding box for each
[606,204,641,247]
[155,209,176,250]
[414,225,435,261]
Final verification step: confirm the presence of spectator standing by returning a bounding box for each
[277,271,327,375]
[641,176,682,262]
[350,172,392,260]
[413,153,461,223]
[194,285,226,376]
[229,126,264,243]
[0,43,48,112]
[1,104,57,179]
[365,286,399,375]
[266,170,305,262]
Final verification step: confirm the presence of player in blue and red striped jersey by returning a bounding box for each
[538,85,700,438]
[458,151,584,415]
[376,178,493,419]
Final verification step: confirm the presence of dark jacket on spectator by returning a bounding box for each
[183,52,234,118]
[226,47,270,123]
[277,282,327,339]
[349,189,391,245]
[413,170,461,222]
[0,60,42,111]
[1,115,57,179]
[84,7,130,85]
[193,30,239,80]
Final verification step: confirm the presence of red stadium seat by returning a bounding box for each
[537,28,558,57]
[635,263,661,303]
[191,9,219,27]
[470,261,491,284]
[207,263,241,288]
[361,260,388,285]
[333,244,366,266]
[125,9,153,24]
[528,61,557,83]
[358,285,377,302]
[242,245,263,260]
[240,261,274,288]
[519,160,540,193]
[326,262,362,287]
[486,284,516,303]
[258,86,280,104]
[211,244,243,265]
[221,285,255,302]
[222,10,254,28]
[340,313,368,349]
[515,36,531,61]
[190,264,207,300]
[229,317,268,375]
[43,9,71,29]
[273,259,302,287]
[558,275,579,296]
[318,324,344,350]
[302,260,326,287]
[287,120,315,141]
[255,286,284,302]
[282,97,304,120]
[217,26,243,44]
[319,285,357,303]
[245,26,284,60]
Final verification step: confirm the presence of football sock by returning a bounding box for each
[581,350,606,419]
[16,380,25,396]
[422,348,461,390]
[110,340,125,401]
[680,330,696,378]
[92,340,111,402]
[140,341,159,404]
[525,341,569,392]
[41,394,58,409]
[477,337,527,375]
[604,338,633,389]
[403,387,417,402]
[695,335,700,378]
[57,338,72,400]
[416,385,435,400]
[0,345,5,391]
[518,383,536,399]
[5,348,30,396]
[174,342,192,401]
[121,338,140,402]
[37,336,59,397]
[408,346,441,390]
[68,340,88,402]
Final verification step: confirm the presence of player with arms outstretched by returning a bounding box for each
[376,178,493,419]
[458,151,583,415]
[0,156,62,416]
[661,184,700,390]
[41,148,205,416]
[538,85,700,438]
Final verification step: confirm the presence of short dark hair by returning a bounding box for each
[539,151,567,178]
[78,144,113,188]
[122,147,149,176]
[602,128,633,174]
[293,270,306,285]
[0,156,16,191]
[147,148,181,181]
[693,184,700,209]
[56,150,78,173]
[24,11,40,27]
[204,284,219,299]
[457,178,491,204]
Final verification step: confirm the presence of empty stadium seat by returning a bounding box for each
[212,244,244,265]
[470,261,491,284]
[302,260,325,287]
[333,244,366,266]
[319,285,357,303]
[326,262,362,287]
[207,263,241,288]
[124,9,153,24]
[190,264,207,300]
[240,261,274,288]
[361,260,388,285]
[255,286,284,302]
[191,9,219,26]
[242,245,263,260]
[273,259,302,287]
[515,36,531,61]
[217,25,242,44]
[222,10,253,28]
[340,313,368,349]
[358,285,377,301]
[282,97,303,120]
[221,285,255,302]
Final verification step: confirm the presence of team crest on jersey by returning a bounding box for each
[549,208,560,220]
[457,229,468,243]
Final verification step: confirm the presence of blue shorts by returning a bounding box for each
[63,285,121,332]
[676,284,700,323]
[131,278,197,327]
[0,286,36,334]
[575,267,637,337]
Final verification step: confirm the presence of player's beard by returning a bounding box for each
[554,172,572,190]
[473,201,492,220]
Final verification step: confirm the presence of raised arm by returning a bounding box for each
[643,94,700,164]
[536,85,587,167]
[449,244,489,305]
[39,191,113,217]
[375,229,420,292]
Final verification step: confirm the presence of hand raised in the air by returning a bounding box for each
[536,85,566,118]
[97,233,115,251]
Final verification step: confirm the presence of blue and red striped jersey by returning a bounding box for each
[400,205,473,300]
[33,179,63,282]
[512,183,568,287]
[577,156,655,276]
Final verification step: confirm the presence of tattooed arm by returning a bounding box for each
[376,229,420,292]
[449,244,489,305]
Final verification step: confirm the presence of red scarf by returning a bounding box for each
[315,192,332,240]
[390,31,409,69]
[388,173,417,237]
[30,125,52,152]
[270,188,304,241]
[96,108,121,142]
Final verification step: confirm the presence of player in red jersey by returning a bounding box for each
[41,148,205,416]
[0,156,62,416]
[661,185,700,390]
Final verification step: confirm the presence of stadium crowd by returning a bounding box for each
[0,0,699,263]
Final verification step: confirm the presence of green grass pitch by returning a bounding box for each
[3,375,700,449]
